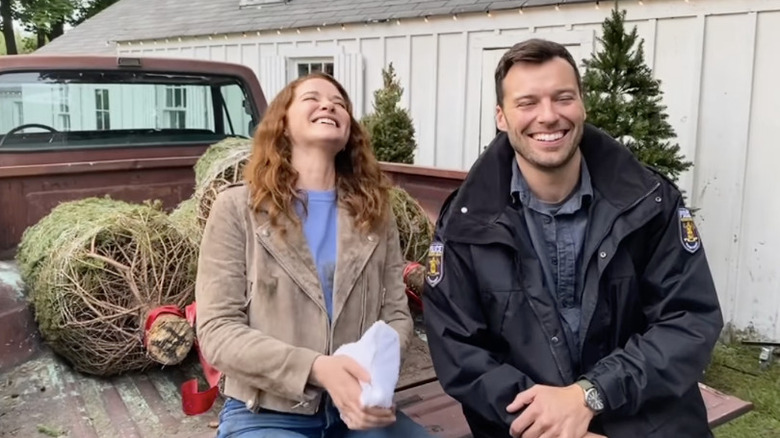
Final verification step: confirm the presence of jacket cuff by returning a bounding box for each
[285,348,323,401]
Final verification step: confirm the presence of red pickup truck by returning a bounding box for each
[0,55,749,437]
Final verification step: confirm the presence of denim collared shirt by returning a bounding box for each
[511,158,592,356]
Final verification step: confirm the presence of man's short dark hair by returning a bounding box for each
[494,38,582,107]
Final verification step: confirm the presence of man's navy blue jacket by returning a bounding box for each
[423,125,723,438]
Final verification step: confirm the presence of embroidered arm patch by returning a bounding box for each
[678,208,701,253]
[425,241,444,287]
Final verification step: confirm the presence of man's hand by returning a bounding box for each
[506,384,594,438]
[309,355,396,430]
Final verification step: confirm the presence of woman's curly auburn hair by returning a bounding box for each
[244,72,391,233]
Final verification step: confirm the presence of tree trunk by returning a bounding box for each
[48,20,64,41]
[36,29,45,49]
[0,0,18,55]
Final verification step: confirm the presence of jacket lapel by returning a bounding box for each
[331,206,380,324]
[255,213,326,313]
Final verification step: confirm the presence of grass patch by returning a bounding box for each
[36,424,64,437]
[703,343,780,438]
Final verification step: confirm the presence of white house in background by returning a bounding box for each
[36,0,780,340]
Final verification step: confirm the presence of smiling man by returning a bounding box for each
[423,39,723,438]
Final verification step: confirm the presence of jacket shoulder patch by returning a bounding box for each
[678,208,701,253]
[425,241,444,287]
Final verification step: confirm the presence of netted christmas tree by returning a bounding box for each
[583,6,692,182]
[361,63,416,164]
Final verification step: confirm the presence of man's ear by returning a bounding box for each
[496,105,508,132]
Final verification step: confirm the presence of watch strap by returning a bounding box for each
[575,379,595,392]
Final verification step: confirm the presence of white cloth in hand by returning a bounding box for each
[333,321,400,409]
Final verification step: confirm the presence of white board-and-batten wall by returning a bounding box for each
[118,0,780,341]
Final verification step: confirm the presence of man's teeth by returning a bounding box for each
[315,118,337,126]
[532,131,565,142]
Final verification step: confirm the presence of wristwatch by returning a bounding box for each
[575,379,605,414]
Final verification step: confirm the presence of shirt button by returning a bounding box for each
[367,235,375,242]
[543,216,552,224]
[460,207,468,214]
[551,257,558,265]
[551,336,560,344]
[599,251,607,259]
[655,196,662,203]
[261,229,270,237]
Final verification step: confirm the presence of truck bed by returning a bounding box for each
[1,351,219,438]
[0,264,443,438]
[0,336,448,438]
[1,345,754,438]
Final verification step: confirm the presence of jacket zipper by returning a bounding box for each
[256,233,331,411]
[358,275,368,335]
[244,281,254,310]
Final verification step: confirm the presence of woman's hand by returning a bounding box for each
[310,355,396,430]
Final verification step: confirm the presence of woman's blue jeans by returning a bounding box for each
[216,397,434,438]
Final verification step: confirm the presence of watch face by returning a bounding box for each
[586,389,605,411]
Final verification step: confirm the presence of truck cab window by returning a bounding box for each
[0,70,259,151]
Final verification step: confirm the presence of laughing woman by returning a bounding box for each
[195,73,432,438]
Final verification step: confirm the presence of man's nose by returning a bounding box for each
[537,100,558,124]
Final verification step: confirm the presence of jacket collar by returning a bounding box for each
[253,201,380,322]
[442,124,660,239]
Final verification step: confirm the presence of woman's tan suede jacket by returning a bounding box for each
[195,183,413,415]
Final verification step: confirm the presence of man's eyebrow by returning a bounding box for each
[511,88,578,101]
[512,94,537,102]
